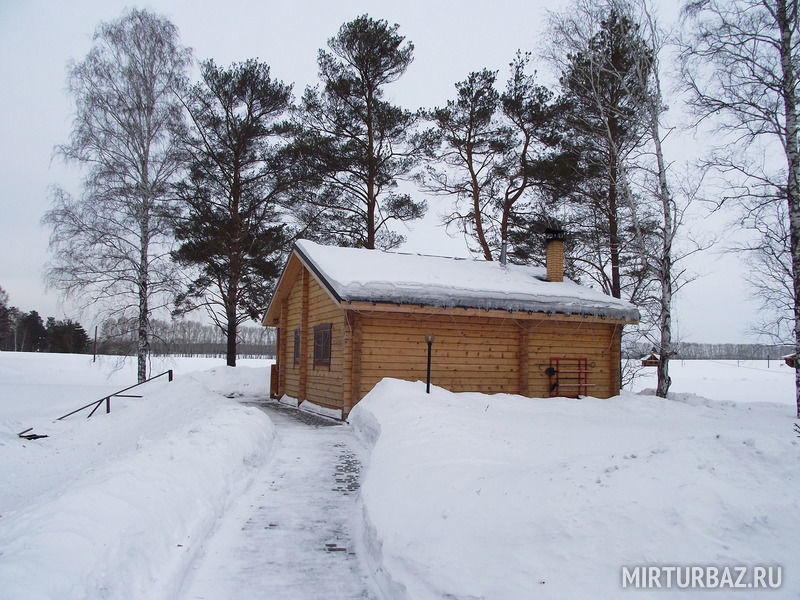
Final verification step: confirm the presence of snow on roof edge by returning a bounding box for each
[293,239,640,322]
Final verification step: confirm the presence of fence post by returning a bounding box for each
[168,369,173,382]
[106,396,110,414]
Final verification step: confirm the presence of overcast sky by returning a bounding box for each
[0,0,765,343]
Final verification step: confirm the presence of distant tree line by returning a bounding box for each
[0,285,274,358]
[96,317,274,358]
[0,286,91,353]
[626,342,795,361]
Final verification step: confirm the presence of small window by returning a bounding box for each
[313,323,332,368]
[293,328,300,367]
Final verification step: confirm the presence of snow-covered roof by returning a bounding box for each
[291,240,639,322]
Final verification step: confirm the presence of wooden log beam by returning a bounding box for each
[349,313,362,416]
[279,299,288,397]
[611,324,622,395]
[299,269,309,402]
[343,301,634,325]
[519,326,529,396]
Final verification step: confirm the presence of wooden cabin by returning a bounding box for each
[262,237,639,419]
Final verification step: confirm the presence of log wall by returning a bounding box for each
[305,273,345,410]
[279,267,345,411]
[347,310,621,404]
[283,276,302,399]
[522,318,619,398]
[353,311,520,398]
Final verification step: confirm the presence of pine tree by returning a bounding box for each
[421,68,512,260]
[0,286,9,351]
[173,59,293,367]
[46,318,91,353]
[556,8,654,299]
[295,15,428,250]
[20,311,47,352]
[422,53,568,263]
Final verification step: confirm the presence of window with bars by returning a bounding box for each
[293,328,300,367]
[313,323,332,368]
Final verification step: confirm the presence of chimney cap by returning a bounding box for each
[544,227,566,242]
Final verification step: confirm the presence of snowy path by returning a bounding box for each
[177,401,374,600]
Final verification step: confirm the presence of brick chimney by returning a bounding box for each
[545,228,565,283]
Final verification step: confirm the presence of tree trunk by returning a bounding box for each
[472,182,492,261]
[366,86,376,249]
[467,149,493,261]
[608,153,622,299]
[226,299,237,367]
[777,0,800,418]
[137,113,152,384]
[137,218,149,383]
[654,124,673,398]
[227,161,241,367]
[367,198,376,249]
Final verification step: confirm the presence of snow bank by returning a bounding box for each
[299,399,343,420]
[0,359,275,600]
[350,379,800,599]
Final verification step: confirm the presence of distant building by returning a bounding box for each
[641,352,660,367]
[262,236,639,419]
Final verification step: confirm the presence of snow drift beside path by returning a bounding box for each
[350,379,800,599]
[0,361,274,600]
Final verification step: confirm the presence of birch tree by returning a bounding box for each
[43,9,191,382]
[639,7,675,397]
[612,0,684,398]
[734,201,795,342]
[680,0,800,417]
[547,0,706,396]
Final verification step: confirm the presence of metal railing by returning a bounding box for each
[56,369,174,421]
[18,370,174,440]
[17,369,172,440]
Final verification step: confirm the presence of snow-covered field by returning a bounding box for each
[631,358,797,407]
[1,353,798,599]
